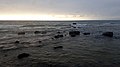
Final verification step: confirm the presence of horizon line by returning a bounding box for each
[0,20,120,22]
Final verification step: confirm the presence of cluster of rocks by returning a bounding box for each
[69,31,80,37]
[54,35,64,39]
[16,30,114,60]
[17,31,47,35]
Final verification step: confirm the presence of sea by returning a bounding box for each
[0,20,120,67]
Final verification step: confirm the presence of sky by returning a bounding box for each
[0,0,120,20]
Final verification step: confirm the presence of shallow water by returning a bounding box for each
[0,20,120,67]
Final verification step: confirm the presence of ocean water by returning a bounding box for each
[0,20,120,67]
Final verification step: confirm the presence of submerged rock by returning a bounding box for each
[17,53,30,59]
[53,46,63,49]
[73,23,77,25]
[83,32,90,35]
[14,41,20,44]
[102,32,113,37]
[34,31,41,34]
[69,31,80,37]
[54,35,64,39]
[38,41,42,43]
[18,32,25,35]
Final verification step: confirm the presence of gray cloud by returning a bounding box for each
[0,0,120,19]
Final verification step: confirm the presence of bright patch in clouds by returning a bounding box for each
[0,14,90,20]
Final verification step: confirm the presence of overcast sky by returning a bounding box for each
[0,0,120,20]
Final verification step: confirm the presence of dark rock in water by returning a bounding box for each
[34,31,41,34]
[17,53,30,59]
[18,32,25,35]
[69,31,80,37]
[15,41,20,44]
[83,33,90,35]
[102,32,113,37]
[38,41,42,43]
[57,31,61,34]
[53,46,63,49]
[54,35,63,39]
[73,23,77,25]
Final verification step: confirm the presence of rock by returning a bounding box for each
[15,41,20,44]
[53,46,63,49]
[34,31,41,34]
[17,53,30,59]
[54,35,63,39]
[57,31,61,34]
[69,31,80,37]
[83,33,90,35]
[73,23,77,25]
[38,41,42,43]
[18,32,25,35]
[102,32,113,37]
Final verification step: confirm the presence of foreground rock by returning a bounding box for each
[17,53,30,59]
[69,31,80,37]
[14,41,20,44]
[102,32,113,37]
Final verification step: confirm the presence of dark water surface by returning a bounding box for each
[0,20,120,67]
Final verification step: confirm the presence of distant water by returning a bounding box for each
[0,20,120,67]
[0,20,120,28]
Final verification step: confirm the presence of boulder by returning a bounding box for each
[53,46,63,49]
[73,23,77,25]
[18,32,25,35]
[69,31,80,37]
[17,53,30,59]
[38,41,42,43]
[15,41,20,44]
[54,35,63,39]
[57,31,61,34]
[34,31,41,34]
[83,33,90,35]
[102,32,113,37]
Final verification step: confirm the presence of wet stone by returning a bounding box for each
[83,32,90,35]
[102,32,113,37]
[34,31,41,34]
[17,53,30,59]
[53,46,63,49]
[38,41,42,43]
[54,35,64,39]
[69,31,80,37]
[15,41,20,44]
[18,32,25,35]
